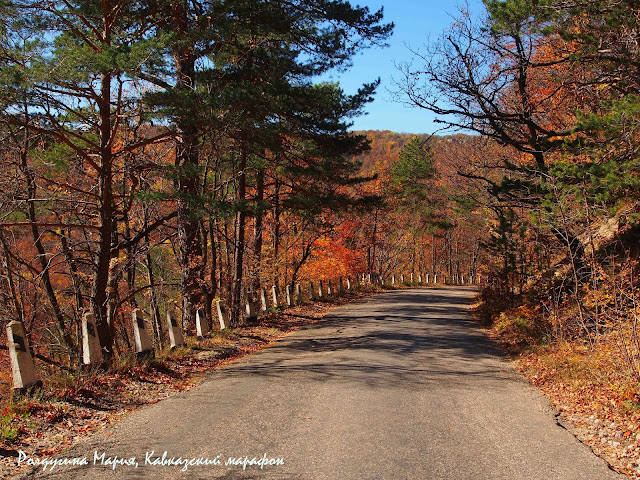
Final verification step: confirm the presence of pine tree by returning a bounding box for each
[142,0,392,325]
[0,0,171,363]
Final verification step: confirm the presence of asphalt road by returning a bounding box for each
[24,288,620,479]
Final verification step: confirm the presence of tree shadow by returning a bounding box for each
[211,289,514,392]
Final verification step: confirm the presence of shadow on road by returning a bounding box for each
[211,288,513,392]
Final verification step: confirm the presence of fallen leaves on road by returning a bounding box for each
[476,305,640,479]
[515,342,640,478]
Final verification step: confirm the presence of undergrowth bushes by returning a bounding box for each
[481,254,640,383]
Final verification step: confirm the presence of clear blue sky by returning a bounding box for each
[323,0,483,134]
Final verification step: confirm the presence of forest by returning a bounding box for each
[393,0,640,373]
[2,0,640,475]
[0,0,492,373]
[0,0,395,368]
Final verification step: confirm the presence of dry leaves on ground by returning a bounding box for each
[0,289,377,479]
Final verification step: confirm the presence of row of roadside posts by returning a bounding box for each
[6,271,482,395]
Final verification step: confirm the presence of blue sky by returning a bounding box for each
[324,0,483,134]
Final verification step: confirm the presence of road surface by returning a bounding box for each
[24,288,620,479]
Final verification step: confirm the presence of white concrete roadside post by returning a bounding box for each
[196,308,210,338]
[7,321,42,395]
[216,300,228,330]
[245,292,258,324]
[166,310,185,349]
[295,284,302,305]
[260,288,268,312]
[132,309,154,359]
[286,285,292,307]
[82,312,103,366]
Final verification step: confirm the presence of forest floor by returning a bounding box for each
[476,301,640,479]
[0,288,380,479]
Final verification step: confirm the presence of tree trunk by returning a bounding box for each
[21,147,77,361]
[144,230,163,348]
[0,232,24,324]
[91,58,115,363]
[252,168,265,291]
[272,176,281,289]
[173,0,203,330]
[231,141,248,326]
[199,218,216,331]
[431,234,436,276]
[370,208,379,274]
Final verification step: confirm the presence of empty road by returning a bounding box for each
[25,288,619,479]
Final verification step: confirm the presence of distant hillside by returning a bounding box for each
[351,130,480,178]
[351,130,428,174]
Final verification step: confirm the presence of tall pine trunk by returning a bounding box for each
[230,141,248,326]
[272,176,281,289]
[92,66,115,364]
[173,1,203,330]
[251,168,265,291]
